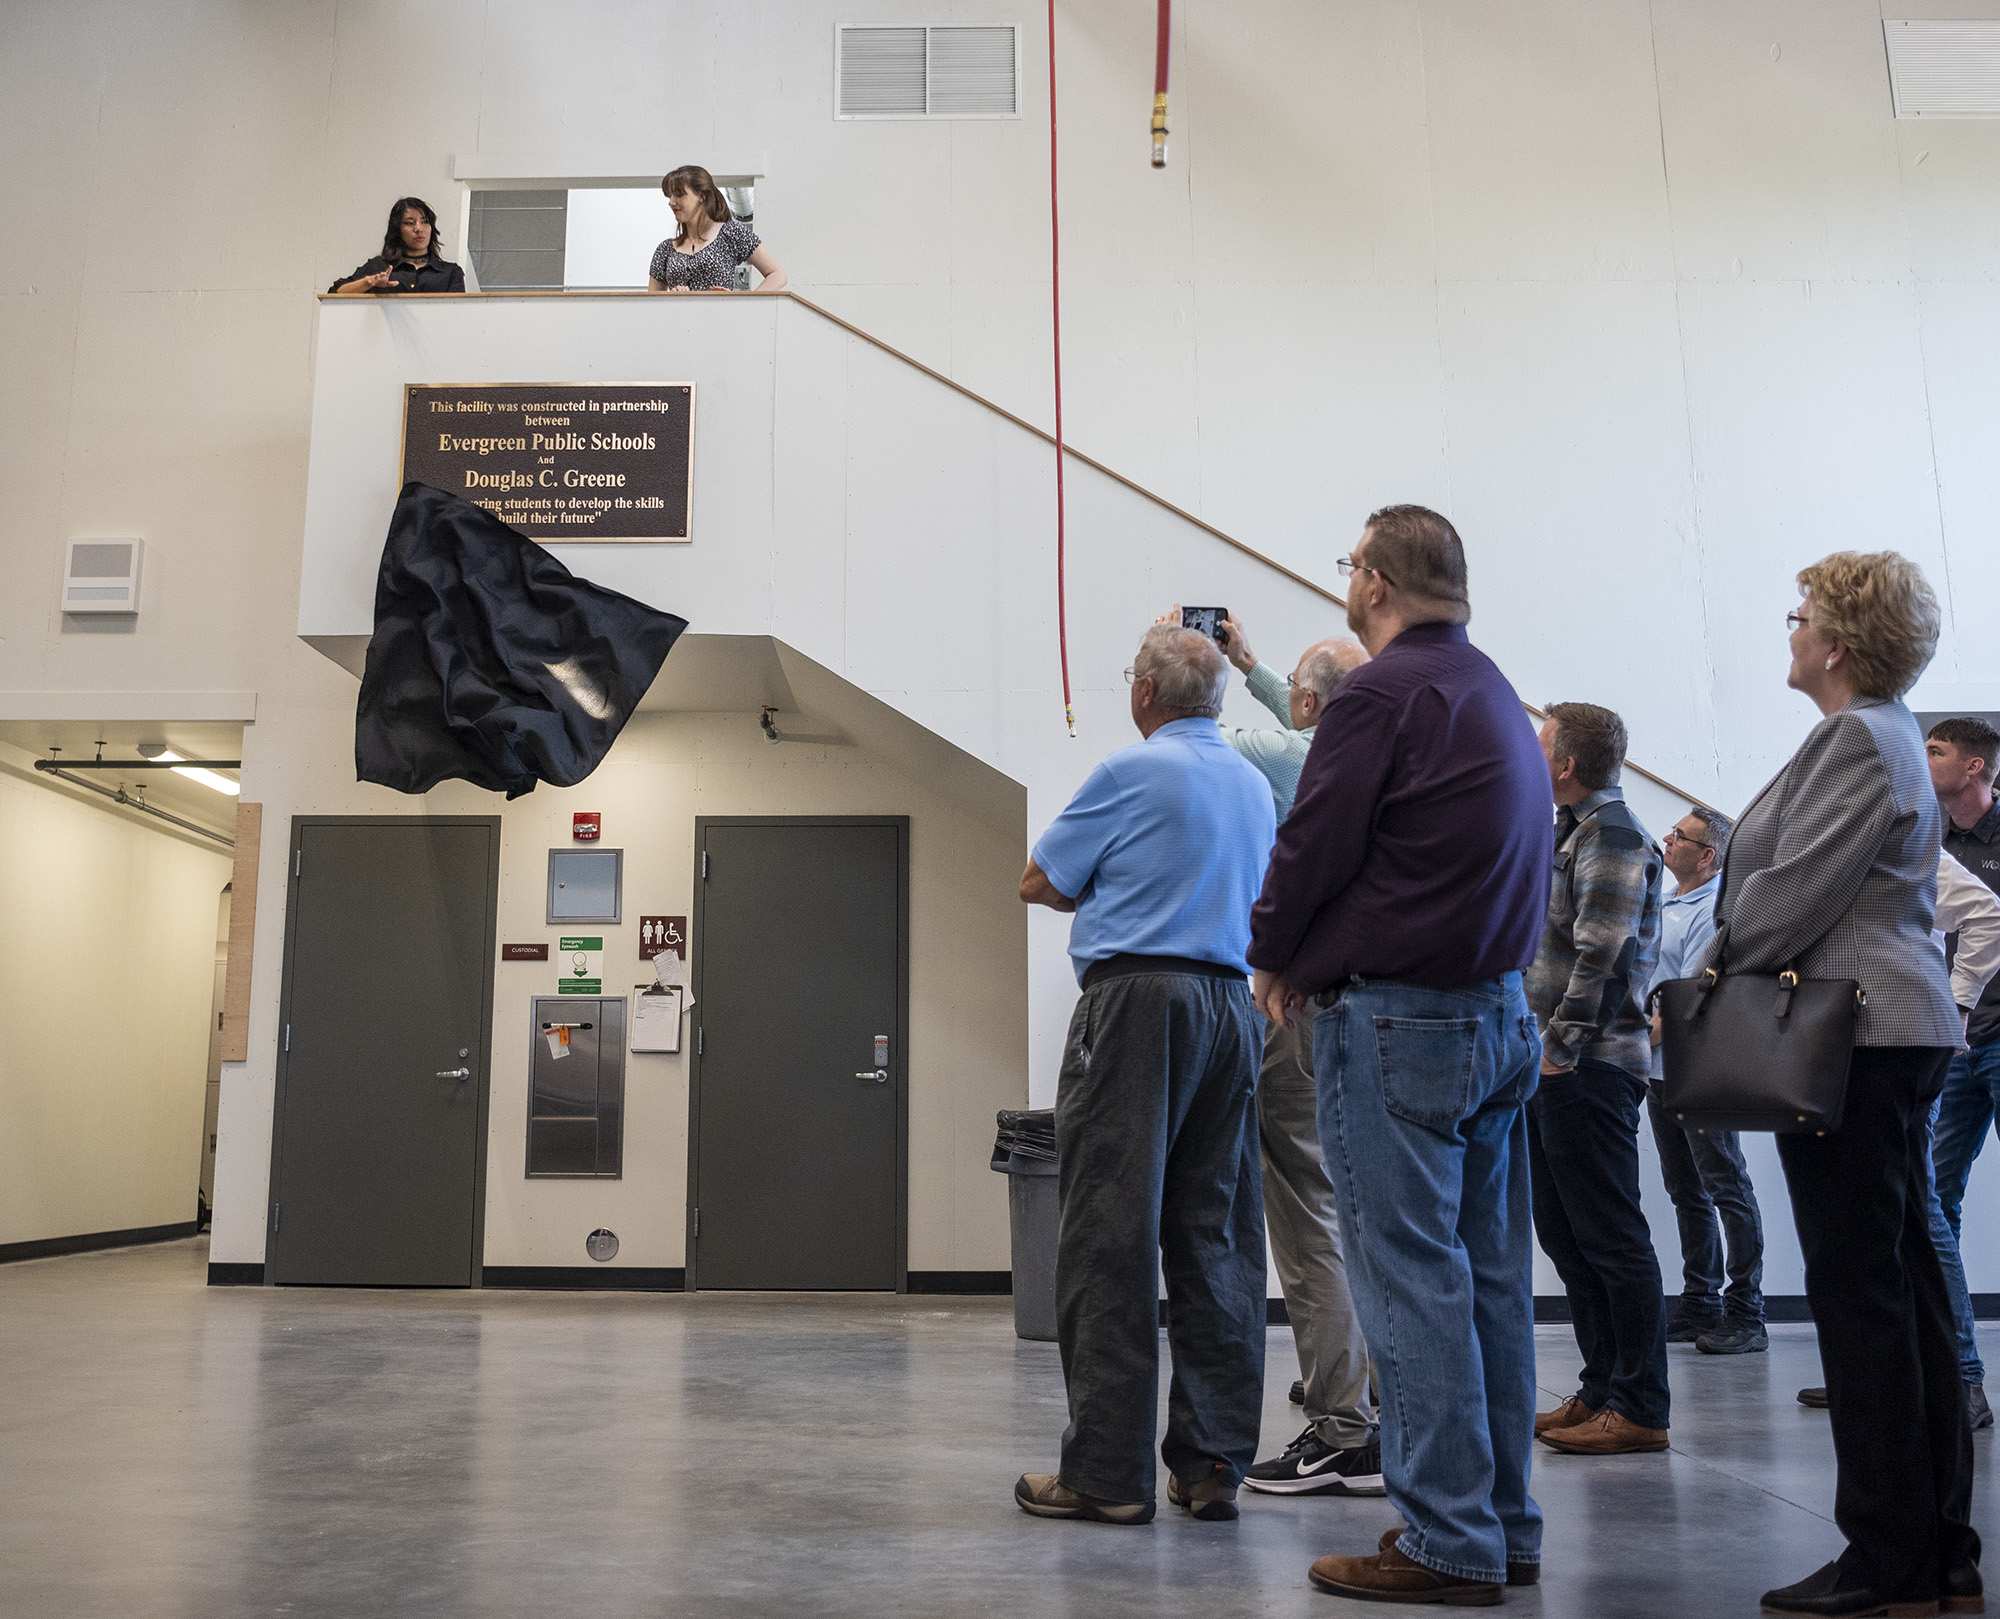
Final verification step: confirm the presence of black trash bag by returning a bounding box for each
[355,482,687,799]
[992,1107,1058,1172]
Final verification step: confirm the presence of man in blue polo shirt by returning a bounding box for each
[1645,806,1767,1357]
[1013,623,1277,1528]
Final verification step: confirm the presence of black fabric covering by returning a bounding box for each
[356,482,687,799]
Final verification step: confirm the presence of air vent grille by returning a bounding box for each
[1885,20,2000,118]
[839,26,927,116]
[928,27,1018,114]
[836,25,1019,119]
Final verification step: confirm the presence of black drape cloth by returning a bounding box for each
[356,482,686,799]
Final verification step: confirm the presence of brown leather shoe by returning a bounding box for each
[1534,1394,1600,1436]
[1311,1537,1502,1605]
[1014,1473,1155,1524]
[1537,1408,1669,1455]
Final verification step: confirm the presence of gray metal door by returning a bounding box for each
[267,818,499,1286]
[689,819,907,1290]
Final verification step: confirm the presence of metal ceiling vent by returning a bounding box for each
[1885,20,2000,118]
[836,25,1019,119]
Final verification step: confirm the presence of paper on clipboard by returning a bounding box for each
[631,983,683,1052]
[650,950,692,1007]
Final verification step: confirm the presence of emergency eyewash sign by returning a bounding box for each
[400,383,694,542]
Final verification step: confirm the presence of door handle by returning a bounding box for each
[854,1068,888,1084]
[435,1067,472,1080]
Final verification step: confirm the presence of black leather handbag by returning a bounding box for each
[1652,928,1866,1136]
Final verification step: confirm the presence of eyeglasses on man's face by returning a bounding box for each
[1664,827,1712,851]
[1335,555,1385,581]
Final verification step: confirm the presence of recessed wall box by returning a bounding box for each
[62,538,143,614]
[548,847,623,924]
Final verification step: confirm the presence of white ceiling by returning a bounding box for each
[0,719,243,835]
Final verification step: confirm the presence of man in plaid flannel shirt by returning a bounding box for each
[1524,701,1670,1458]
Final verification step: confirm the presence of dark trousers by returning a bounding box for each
[1528,1060,1670,1430]
[1778,1046,1973,1600]
[1645,1080,1766,1322]
[1053,967,1266,1503]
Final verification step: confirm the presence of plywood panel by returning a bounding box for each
[219,801,261,1063]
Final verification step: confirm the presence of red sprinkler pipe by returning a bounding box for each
[1152,0,1171,168]
[1048,0,1075,737]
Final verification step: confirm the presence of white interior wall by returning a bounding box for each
[0,742,233,1247]
[7,0,2000,1294]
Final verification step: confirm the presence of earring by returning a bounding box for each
[1824,657,1835,671]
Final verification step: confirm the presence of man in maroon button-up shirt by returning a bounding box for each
[1249,506,1554,1605]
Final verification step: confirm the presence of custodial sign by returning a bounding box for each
[400,383,695,543]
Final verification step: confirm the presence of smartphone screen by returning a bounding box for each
[1181,606,1229,645]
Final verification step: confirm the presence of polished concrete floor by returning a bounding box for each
[1,1237,1991,1618]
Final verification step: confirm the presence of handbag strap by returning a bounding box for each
[1678,922,1802,1022]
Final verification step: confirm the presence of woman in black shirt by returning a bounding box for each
[329,197,466,295]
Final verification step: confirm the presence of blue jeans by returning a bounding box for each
[1314,972,1544,1585]
[1931,1040,2000,1383]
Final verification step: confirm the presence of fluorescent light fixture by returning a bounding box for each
[146,748,241,796]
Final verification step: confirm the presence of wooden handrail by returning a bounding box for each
[316,287,1714,811]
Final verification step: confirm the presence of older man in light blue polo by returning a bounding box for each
[1013,623,1277,1527]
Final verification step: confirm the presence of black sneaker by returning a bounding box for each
[1695,1319,1768,1355]
[1796,1387,1829,1409]
[1242,1425,1386,1496]
[1289,1379,1305,1405]
[1665,1306,1722,1344]
[1969,1381,1993,1432]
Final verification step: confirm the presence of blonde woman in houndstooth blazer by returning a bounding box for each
[1725,551,1973,1619]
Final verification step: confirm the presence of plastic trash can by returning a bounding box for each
[992,1109,1059,1342]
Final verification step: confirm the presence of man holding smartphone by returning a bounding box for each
[1158,604,1383,1497]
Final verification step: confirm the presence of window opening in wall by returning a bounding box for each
[564,185,756,289]
[471,184,758,291]
[468,190,568,289]
[836,25,1020,119]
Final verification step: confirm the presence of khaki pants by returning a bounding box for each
[1260,1002,1377,1448]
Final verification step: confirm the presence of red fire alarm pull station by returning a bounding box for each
[572,812,601,842]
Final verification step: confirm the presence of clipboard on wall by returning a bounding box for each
[630,984,683,1052]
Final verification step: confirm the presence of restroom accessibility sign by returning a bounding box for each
[557,937,604,995]
[400,383,694,542]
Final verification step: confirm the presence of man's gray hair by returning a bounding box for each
[1688,805,1734,852]
[1135,625,1228,719]
[1295,641,1362,702]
